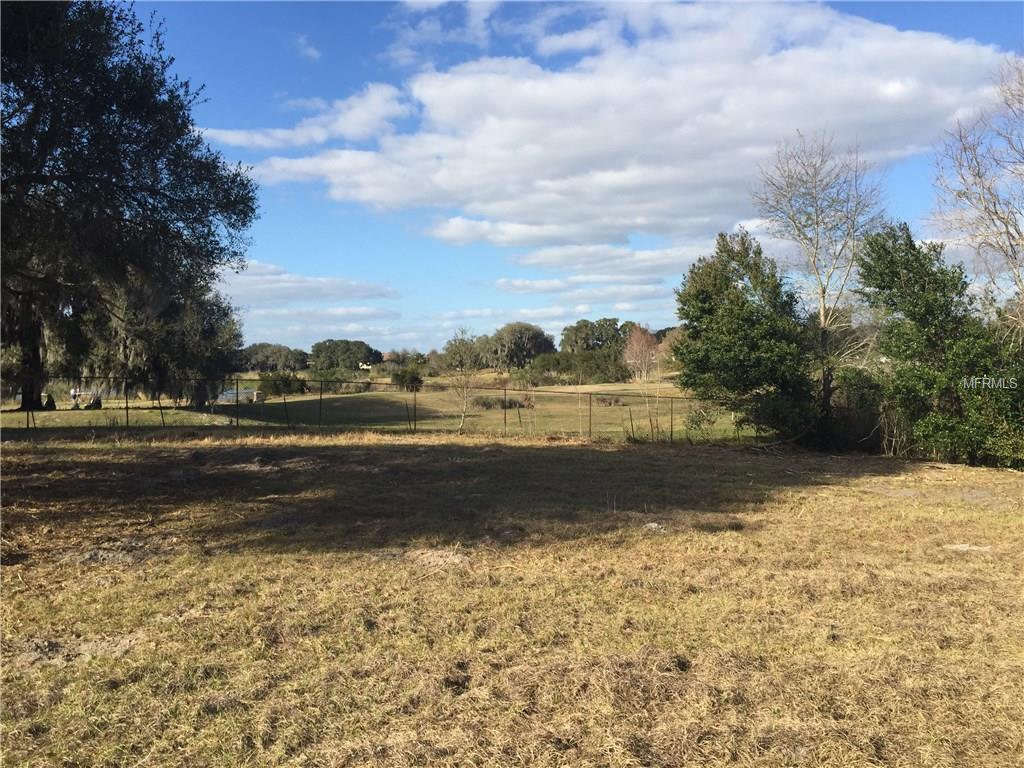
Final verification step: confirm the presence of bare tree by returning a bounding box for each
[624,325,662,438]
[935,59,1024,346]
[442,328,482,434]
[624,325,659,384]
[754,130,884,431]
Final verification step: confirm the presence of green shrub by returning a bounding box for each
[472,394,534,410]
[257,371,307,397]
[858,223,1023,467]
[391,366,423,392]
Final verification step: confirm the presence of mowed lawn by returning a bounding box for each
[1,434,1022,767]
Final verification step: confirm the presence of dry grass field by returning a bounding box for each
[1,433,1022,767]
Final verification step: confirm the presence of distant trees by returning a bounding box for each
[241,343,308,372]
[674,230,815,438]
[1,2,258,408]
[310,339,382,375]
[560,318,625,353]
[478,322,555,371]
[524,348,629,386]
[754,130,884,436]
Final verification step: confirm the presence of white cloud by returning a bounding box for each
[441,303,591,322]
[386,1,499,66]
[206,84,409,149]
[294,33,322,61]
[221,261,397,306]
[246,306,400,320]
[251,3,1007,255]
[281,96,329,112]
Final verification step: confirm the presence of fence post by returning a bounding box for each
[588,393,593,441]
[670,398,674,443]
[124,377,129,430]
[503,387,508,437]
[157,394,166,428]
[235,378,240,434]
[283,392,291,429]
[413,390,417,433]
[318,380,324,431]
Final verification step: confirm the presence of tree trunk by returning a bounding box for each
[17,296,44,411]
[819,325,833,446]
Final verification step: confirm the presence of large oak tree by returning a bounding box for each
[2,1,257,408]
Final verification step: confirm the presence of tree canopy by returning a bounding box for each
[309,339,383,374]
[1,1,258,407]
[858,223,1023,465]
[241,343,308,373]
[478,322,556,371]
[674,230,815,438]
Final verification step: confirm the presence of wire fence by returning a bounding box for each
[1,376,748,443]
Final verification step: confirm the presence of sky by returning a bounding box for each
[142,1,1024,352]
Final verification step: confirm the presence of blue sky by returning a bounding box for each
[144,1,1023,352]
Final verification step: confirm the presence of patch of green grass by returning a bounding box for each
[2,386,749,442]
[3,434,1021,766]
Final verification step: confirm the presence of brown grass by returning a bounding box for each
[2,432,1022,767]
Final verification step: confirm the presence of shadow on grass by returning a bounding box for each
[0,436,910,556]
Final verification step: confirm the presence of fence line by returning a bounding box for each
[2,374,743,443]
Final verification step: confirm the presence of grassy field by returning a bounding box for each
[2,432,1021,767]
[1,383,745,442]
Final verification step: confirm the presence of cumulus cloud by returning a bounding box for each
[205,84,410,149]
[248,2,1008,271]
[221,261,398,306]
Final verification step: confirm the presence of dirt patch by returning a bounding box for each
[942,543,993,553]
[13,631,150,669]
[69,534,178,565]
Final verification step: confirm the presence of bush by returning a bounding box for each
[471,394,534,410]
[858,224,1024,466]
[684,405,721,441]
[257,371,307,397]
[391,366,424,392]
[594,395,624,406]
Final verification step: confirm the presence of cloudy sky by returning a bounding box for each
[147,1,1022,352]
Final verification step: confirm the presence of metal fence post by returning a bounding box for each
[318,380,324,431]
[503,387,508,437]
[283,392,291,429]
[588,393,592,441]
[124,377,129,430]
[669,398,674,443]
[235,378,240,434]
[413,390,417,433]
[157,394,166,428]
